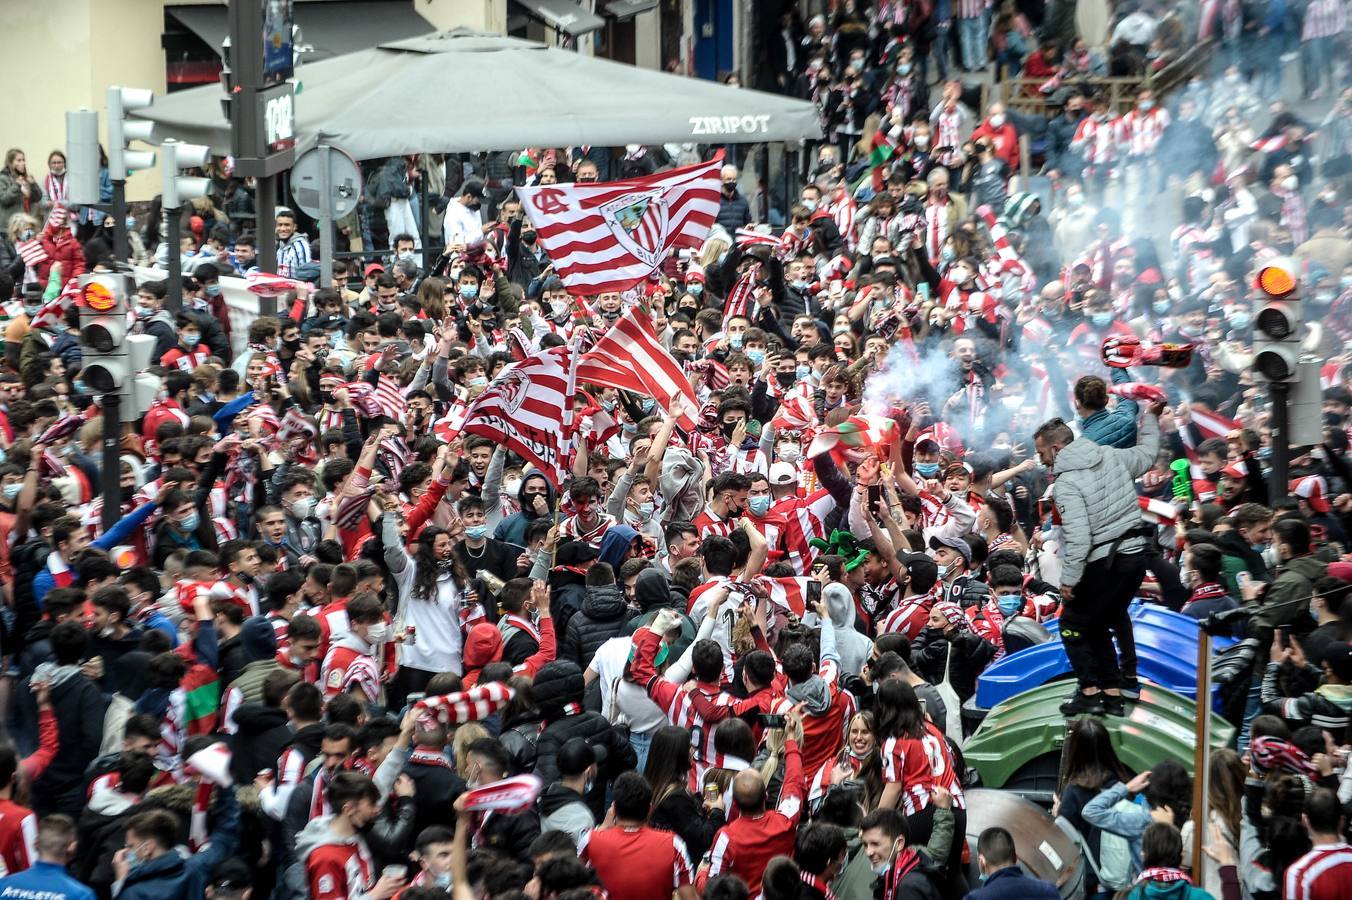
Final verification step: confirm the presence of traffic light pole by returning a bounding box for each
[110,179,128,261]
[166,212,183,312]
[1269,382,1290,500]
[101,393,122,533]
[257,176,279,316]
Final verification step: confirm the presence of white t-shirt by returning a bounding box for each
[590,636,666,735]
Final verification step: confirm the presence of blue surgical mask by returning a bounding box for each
[1090,312,1112,327]
[73,379,88,394]
[22,304,41,319]
[997,594,1023,617]
[915,461,940,477]
[179,511,200,532]
[688,282,704,296]
[205,283,221,297]
[1230,312,1251,331]
[469,376,488,388]
[746,348,765,366]
[2,483,21,502]
[460,284,479,300]
[182,334,201,348]
[941,248,956,265]
[435,873,452,890]
[748,496,772,516]
[796,364,811,380]
[1310,602,1321,623]
[729,333,743,349]
[464,524,489,540]
[635,501,655,519]
[935,563,951,580]
[1152,300,1171,315]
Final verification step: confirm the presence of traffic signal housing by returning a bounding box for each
[77,273,133,395]
[107,87,156,182]
[1252,257,1302,383]
[161,139,212,210]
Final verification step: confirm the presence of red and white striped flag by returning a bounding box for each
[516,155,722,294]
[735,226,782,250]
[433,398,469,443]
[29,279,80,330]
[771,387,818,432]
[463,348,576,488]
[723,264,759,327]
[1250,134,1288,154]
[1188,402,1241,441]
[828,187,857,251]
[575,306,700,431]
[16,239,47,268]
[373,375,407,423]
[753,575,810,618]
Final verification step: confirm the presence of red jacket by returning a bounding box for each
[36,224,85,285]
[700,738,805,896]
[970,120,1021,170]
[305,838,374,900]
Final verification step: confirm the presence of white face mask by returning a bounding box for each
[365,622,389,644]
[1281,175,1299,191]
[289,496,316,520]
[503,478,522,497]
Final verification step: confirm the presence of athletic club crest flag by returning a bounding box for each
[517,154,722,294]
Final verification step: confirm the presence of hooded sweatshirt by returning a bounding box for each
[822,582,871,676]
[295,814,375,900]
[537,782,594,849]
[561,583,630,669]
[493,473,558,548]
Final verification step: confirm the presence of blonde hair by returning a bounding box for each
[452,723,489,777]
[7,212,38,242]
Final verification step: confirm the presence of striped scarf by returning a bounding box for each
[1134,867,1190,885]
[43,173,67,208]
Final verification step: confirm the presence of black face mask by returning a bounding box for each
[283,338,301,352]
[776,371,796,389]
[319,391,335,405]
[672,350,692,363]
[522,232,537,245]
[120,486,136,504]
[721,421,740,440]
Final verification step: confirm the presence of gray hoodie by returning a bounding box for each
[824,583,872,677]
[1052,412,1159,586]
[291,815,374,900]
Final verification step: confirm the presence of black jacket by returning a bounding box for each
[20,671,108,816]
[402,754,467,837]
[546,570,589,636]
[560,584,630,669]
[910,627,997,703]
[650,787,722,864]
[716,190,752,232]
[477,806,541,863]
[530,660,637,817]
[228,703,292,784]
[217,633,249,686]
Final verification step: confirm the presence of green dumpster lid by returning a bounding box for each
[964,681,1235,788]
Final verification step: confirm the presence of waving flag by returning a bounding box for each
[1109,382,1168,404]
[461,774,543,815]
[753,575,810,618]
[576,306,700,431]
[432,398,469,443]
[517,155,722,294]
[463,348,575,488]
[806,415,898,459]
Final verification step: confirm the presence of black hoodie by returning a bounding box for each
[622,569,697,662]
[493,472,558,547]
[229,703,292,784]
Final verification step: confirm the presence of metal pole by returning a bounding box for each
[418,158,431,272]
[1270,383,1290,498]
[1190,626,1213,882]
[318,145,334,289]
[256,175,279,316]
[166,211,182,313]
[111,180,128,261]
[100,392,121,533]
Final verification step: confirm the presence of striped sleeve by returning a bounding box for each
[672,834,694,887]
[18,813,36,871]
[706,829,732,878]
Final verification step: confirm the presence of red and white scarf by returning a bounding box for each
[1135,867,1190,885]
[800,871,838,900]
[408,747,454,770]
[45,552,74,589]
[188,781,213,851]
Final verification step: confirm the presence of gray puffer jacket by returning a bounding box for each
[1053,412,1160,586]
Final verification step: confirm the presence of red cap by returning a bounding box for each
[1292,475,1332,514]
[364,263,385,277]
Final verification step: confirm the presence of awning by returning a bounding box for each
[167,1,438,63]
[510,0,605,36]
[603,0,659,17]
[132,29,823,159]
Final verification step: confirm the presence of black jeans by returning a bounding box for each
[1060,550,1149,692]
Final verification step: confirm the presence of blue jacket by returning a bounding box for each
[0,860,96,900]
[1079,367,1140,449]
[116,790,239,900]
[32,501,160,607]
[964,866,1061,899]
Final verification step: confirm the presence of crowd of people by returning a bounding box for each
[0,1,1350,899]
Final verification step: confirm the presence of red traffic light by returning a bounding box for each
[83,280,117,312]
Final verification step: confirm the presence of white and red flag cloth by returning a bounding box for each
[432,398,469,443]
[1109,382,1168,404]
[245,272,308,296]
[28,279,80,330]
[1187,402,1241,441]
[462,348,576,488]
[806,415,898,460]
[575,306,701,430]
[461,774,543,815]
[516,154,722,294]
[751,575,811,618]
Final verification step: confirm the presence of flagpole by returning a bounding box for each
[551,334,582,571]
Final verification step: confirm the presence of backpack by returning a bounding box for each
[1056,792,1145,891]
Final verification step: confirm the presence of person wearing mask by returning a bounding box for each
[858,797,953,899]
[1035,401,1162,717]
[295,772,404,900]
[442,180,487,249]
[716,165,751,232]
[111,784,240,900]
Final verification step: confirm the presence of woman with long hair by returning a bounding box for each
[498,674,542,775]
[645,725,719,863]
[382,515,466,705]
[1055,717,1128,895]
[875,680,936,845]
[809,711,883,812]
[1183,749,1244,897]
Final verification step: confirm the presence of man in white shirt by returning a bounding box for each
[442,179,487,248]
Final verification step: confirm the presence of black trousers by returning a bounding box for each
[1060,550,1149,691]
